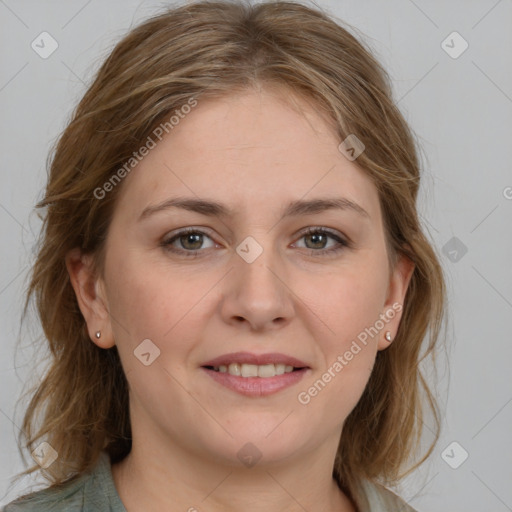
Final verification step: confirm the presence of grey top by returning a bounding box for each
[3,452,418,511]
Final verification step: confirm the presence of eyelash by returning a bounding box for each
[160,227,350,258]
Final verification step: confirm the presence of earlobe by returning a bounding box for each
[65,248,115,349]
[377,251,415,351]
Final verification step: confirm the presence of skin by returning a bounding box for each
[66,85,414,512]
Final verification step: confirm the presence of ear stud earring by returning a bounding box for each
[385,331,392,342]
[95,331,101,339]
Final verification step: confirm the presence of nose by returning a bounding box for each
[219,243,295,332]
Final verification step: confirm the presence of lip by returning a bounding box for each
[200,351,310,368]
[201,367,310,397]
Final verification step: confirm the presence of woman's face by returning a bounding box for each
[72,87,412,467]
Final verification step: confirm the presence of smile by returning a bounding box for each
[205,362,299,378]
[201,366,310,397]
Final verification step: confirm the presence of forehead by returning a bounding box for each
[112,87,381,223]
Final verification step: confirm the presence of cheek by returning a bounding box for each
[301,255,390,343]
[103,253,202,407]
[104,248,219,373]
[102,247,184,361]
[294,255,388,413]
[297,326,376,429]
[105,244,192,333]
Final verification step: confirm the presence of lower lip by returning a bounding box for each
[201,367,310,397]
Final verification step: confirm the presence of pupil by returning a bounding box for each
[308,233,325,249]
[183,233,202,250]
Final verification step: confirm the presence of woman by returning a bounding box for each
[4,1,446,510]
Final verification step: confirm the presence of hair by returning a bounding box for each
[12,0,446,503]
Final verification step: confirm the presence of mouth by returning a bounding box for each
[202,363,305,378]
[200,352,311,397]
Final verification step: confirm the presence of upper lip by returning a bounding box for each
[201,351,310,368]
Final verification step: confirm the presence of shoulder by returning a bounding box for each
[3,475,87,512]
[3,452,125,512]
[352,478,419,512]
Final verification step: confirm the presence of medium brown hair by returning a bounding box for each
[12,0,446,501]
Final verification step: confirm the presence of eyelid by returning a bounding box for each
[293,226,351,253]
[297,225,348,242]
[161,226,218,247]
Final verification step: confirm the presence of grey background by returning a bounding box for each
[1,0,511,510]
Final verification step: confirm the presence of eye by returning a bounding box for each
[161,228,216,257]
[293,227,349,256]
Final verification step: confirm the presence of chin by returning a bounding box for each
[202,420,308,467]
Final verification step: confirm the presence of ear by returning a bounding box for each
[65,248,115,349]
[377,250,415,351]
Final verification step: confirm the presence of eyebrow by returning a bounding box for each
[138,196,370,222]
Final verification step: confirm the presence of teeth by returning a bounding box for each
[212,363,297,378]
[228,363,241,376]
[275,364,286,375]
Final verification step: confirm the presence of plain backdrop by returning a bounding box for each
[1,1,511,510]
